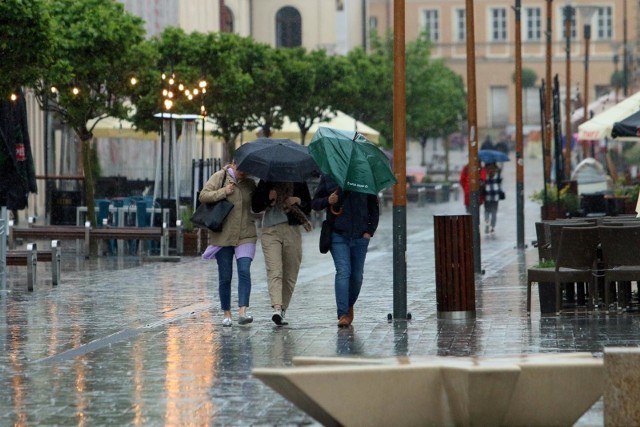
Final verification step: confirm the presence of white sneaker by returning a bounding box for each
[280,309,289,325]
[222,317,232,327]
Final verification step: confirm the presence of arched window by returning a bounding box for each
[276,6,301,47]
[221,6,234,33]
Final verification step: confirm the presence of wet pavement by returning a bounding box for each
[1,148,634,426]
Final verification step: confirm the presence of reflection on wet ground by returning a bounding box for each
[0,153,626,425]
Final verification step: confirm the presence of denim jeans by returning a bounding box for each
[216,246,252,311]
[330,232,370,318]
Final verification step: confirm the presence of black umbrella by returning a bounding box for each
[611,109,640,139]
[234,138,319,182]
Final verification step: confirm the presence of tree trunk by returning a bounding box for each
[79,134,98,257]
[420,137,427,166]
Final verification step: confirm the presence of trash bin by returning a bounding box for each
[434,215,476,319]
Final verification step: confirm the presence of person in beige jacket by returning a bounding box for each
[199,162,257,327]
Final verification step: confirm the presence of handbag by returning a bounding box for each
[499,190,506,200]
[191,170,234,232]
[319,219,333,254]
[319,189,344,253]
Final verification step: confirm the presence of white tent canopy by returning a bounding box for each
[577,91,640,141]
[246,110,380,144]
[88,115,157,141]
[571,90,618,125]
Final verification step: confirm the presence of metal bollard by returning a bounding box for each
[26,242,37,292]
[51,240,61,286]
[0,206,6,290]
[417,188,426,207]
[161,222,169,257]
[176,220,183,255]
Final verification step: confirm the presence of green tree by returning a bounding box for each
[513,67,538,88]
[337,39,392,146]
[512,67,538,123]
[201,32,256,161]
[244,43,287,139]
[406,34,466,167]
[34,0,152,251]
[279,48,340,145]
[0,0,53,98]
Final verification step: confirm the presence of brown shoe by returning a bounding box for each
[347,305,354,324]
[337,315,350,327]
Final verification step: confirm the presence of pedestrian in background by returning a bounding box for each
[252,180,312,326]
[459,163,487,214]
[199,161,257,327]
[311,174,379,328]
[483,162,504,234]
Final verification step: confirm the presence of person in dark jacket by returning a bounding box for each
[483,163,504,234]
[252,180,312,325]
[311,174,379,327]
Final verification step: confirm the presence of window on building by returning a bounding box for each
[597,7,612,40]
[525,88,541,125]
[276,6,302,48]
[455,9,466,41]
[369,16,378,31]
[525,7,541,41]
[490,86,509,127]
[421,9,439,42]
[491,8,507,41]
[221,6,234,33]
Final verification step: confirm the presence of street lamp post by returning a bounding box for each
[544,0,553,185]
[611,41,621,102]
[577,6,598,160]
[563,2,573,184]
[623,0,628,96]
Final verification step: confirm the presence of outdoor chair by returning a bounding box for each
[598,225,640,312]
[527,226,600,315]
[546,221,594,306]
[534,222,552,262]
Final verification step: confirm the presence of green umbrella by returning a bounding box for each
[309,127,396,195]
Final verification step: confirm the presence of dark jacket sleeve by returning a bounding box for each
[251,180,272,213]
[293,182,312,216]
[366,194,380,237]
[312,175,338,212]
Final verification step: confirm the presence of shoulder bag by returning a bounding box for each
[319,217,333,254]
[191,169,234,232]
[319,190,342,253]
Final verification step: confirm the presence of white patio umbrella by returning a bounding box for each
[578,91,640,141]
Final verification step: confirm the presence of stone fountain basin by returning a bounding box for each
[252,353,603,427]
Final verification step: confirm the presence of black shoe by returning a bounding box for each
[272,309,283,325]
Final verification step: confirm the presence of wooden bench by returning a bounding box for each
[9,223,176,257]
[9,225,86,250]
[91,226,165,256]
[5,241,61,291]
[379,187,428,207]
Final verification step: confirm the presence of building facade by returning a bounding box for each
[119,0,639,134]
[368,0,639,136]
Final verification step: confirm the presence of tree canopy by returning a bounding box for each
[0,0,53,98]
[33,0,152,238]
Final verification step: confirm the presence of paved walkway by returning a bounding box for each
[1,147,634,426]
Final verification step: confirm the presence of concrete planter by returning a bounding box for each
[540,204,566,221]
[538,282,557,314]
[182,230,207,256]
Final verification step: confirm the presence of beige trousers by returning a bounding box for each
[260,222,302,310]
